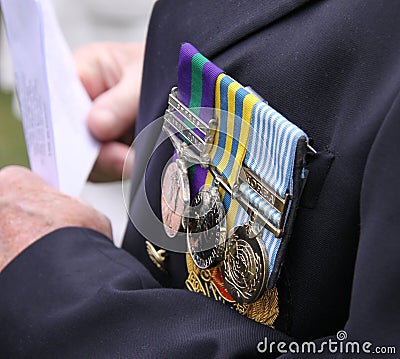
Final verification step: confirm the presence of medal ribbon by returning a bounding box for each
[177,43,223,199]
[234,102,307,280]
[177,43,309,326]
[204,74,260,233]
[177,44,307,285]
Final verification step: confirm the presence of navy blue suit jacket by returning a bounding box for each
[1,0,399,357]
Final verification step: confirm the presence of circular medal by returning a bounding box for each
[222,225,269,304]
[186,187,226,269]
[161,161,190,238]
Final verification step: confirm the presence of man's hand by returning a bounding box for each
[74,42,145,182]
[0,166,112,272]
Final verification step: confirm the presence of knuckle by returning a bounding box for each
[0,165,28,182]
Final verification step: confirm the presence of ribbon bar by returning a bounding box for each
[164,87,292,238]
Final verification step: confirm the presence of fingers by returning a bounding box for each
[87,63,141,141]
[74,42,145,102]
[74,43,121,100]
[73,42,144,182]
[74,42,144,141]
[89,143,135,182]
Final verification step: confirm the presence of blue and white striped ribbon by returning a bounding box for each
[234,101,307,280]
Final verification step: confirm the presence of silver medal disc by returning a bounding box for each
[161,161,190,238]
[222,225,269,304]
[186,187,226,269]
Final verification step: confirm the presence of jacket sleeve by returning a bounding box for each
[0,227,292,359]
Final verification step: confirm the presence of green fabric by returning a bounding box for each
[189,53,209,116]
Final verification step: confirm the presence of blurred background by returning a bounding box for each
[0,91,27,167]
[0,0,155,245]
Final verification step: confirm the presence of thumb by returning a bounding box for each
[88,65,141,142]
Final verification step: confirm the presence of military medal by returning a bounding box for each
[222,224,269,304]
[186,186,226,269]
[161,159,190,238]
[160,87,209,239]
[160,43,314,327]
[161,94,228,268]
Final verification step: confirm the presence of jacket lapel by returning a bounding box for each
[155,0,313,58]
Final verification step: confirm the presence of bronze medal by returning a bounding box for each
[222,225,269,304]
[186,187,226,269]
[161,161,190,238]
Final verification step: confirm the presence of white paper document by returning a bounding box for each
[1,0,100,196]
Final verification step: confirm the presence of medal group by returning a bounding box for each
[160,43,312,325]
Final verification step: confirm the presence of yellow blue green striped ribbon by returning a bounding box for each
[205,74,260,232]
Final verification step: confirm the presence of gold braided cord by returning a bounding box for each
[186,255,278,327]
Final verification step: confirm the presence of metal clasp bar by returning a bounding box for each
[209,166,289,238]
[168,87,209,134]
